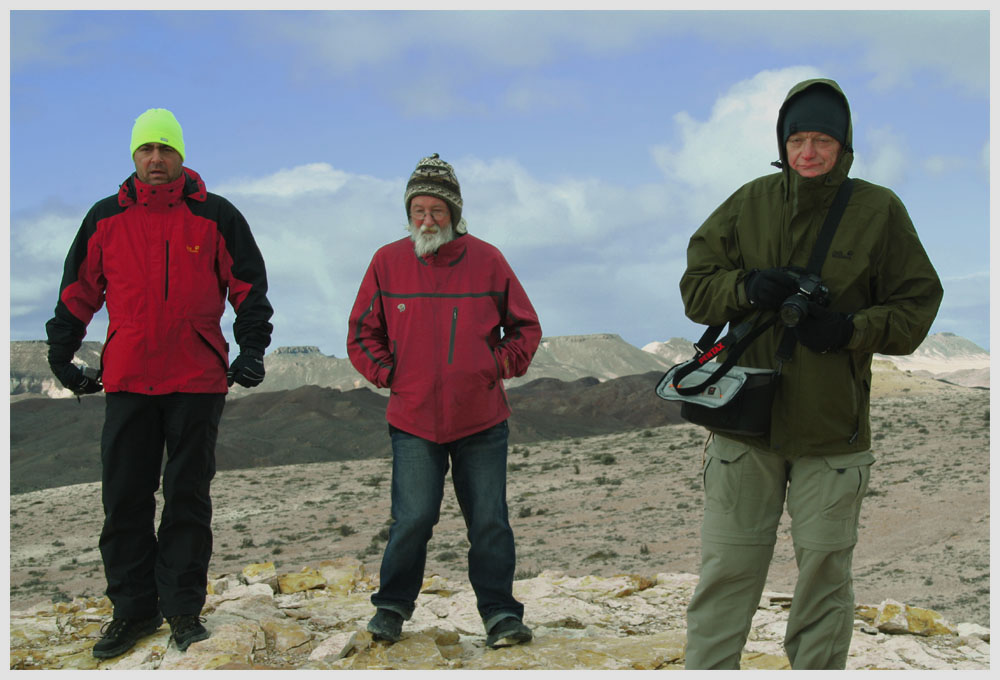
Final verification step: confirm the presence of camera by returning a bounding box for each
[779,270,830,327]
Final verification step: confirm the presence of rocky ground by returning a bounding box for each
[9,364,990,668]
[8,560,991,670]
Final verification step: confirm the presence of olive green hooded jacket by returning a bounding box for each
[679,78,943,457]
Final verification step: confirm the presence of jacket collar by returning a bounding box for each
[118,167,208,208]
[415,233,468,267]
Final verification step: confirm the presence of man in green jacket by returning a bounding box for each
[679,78,942,669]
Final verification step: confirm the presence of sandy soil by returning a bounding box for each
[9,366,990,628]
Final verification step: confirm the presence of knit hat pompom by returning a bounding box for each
[404,153,466,234]
[130,108,185,160]
[782,85,848,146]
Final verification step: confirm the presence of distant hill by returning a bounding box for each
[11,331,986,401]
[9,334,677,400]
[9,372,683,494]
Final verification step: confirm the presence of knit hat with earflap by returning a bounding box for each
[404,153,467,234]
[130,108,186,161]
[781,85,848,147]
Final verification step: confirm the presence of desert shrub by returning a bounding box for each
[338,524,357,537]
[518,506,532,518]
[437,550,460,562]
[583,549,619,562]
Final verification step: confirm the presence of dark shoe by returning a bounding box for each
[92,614,164,659]
[168,615,210,651]
[486,617,533,648]
[367,608,404,643]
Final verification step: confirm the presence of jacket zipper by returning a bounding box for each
[164,240,170,300]
[448,307,458,364]
[848,356,860,444]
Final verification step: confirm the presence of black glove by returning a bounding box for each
[794,302,854,353]
[49,361,103,395]
[745,268,799,310]
[228,349,265,388]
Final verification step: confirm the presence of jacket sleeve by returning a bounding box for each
[678,191,754,327]
[847,196,943,355]
[495,258,542,379]
[215,197,274,354]
[44,205,107,363]
[346,256,394,388]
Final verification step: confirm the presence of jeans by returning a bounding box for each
[100,392,224,618]
[372,420,524,631]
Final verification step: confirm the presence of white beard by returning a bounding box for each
[408,221,455,257]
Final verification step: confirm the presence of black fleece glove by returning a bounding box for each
[794,302,855,353]
[228,349,265,388]
[745,268,799,310]
[49,361,103,395]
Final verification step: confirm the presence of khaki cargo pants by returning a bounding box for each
[684,434,874,670]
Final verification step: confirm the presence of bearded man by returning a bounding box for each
[347,153,542,649]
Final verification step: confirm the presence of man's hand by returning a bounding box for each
[745,268,799,310]
[49,361,103,395]
[228,349,265,388]
[794,302,854,353]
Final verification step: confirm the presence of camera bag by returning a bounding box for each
[656,178,855,437]
[656,318,779,436]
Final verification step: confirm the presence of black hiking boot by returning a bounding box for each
[167,615,210,651]
[92,614,164,659]
[367,608,404,643]
[486,617,533,648]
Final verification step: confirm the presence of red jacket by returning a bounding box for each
[45,168,273,394]
[348,234,541,443]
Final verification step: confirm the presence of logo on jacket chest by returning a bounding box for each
[186,245,201,254]
[397,303,406,312]
[831,249,853,260]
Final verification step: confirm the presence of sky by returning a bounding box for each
[7,8,992,359]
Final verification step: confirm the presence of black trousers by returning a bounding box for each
[99,392,225,618]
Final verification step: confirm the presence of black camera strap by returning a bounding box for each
[776,178,854,361]
[671,314,777,396]
[671,178,856,396]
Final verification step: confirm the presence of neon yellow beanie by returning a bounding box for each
[130,108,185,160]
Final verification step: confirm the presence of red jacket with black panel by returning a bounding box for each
[347,233,541,444]
[45,168,273,394]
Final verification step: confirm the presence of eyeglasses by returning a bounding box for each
[410,208,450,222]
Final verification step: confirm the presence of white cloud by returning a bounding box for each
[10,210,81,264]
[216,163,353,198]
[853,125,908,187]
[253,10,987,98]
[650,66,820,221]
[922,155,967,177]
[502,77,584,114]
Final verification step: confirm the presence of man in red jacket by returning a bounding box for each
[347,153,541,648]
[45,108,273,659]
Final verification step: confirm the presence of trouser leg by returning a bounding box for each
[784,453,871,669]
[371,429,448,619]
[99,393,165,618]
[450,421,523,630]
[156,393,224,617]
[685,436,787,670]
[685,541,776,669]
[784,545,857,669]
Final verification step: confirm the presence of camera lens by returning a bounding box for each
[780,294,809,327]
